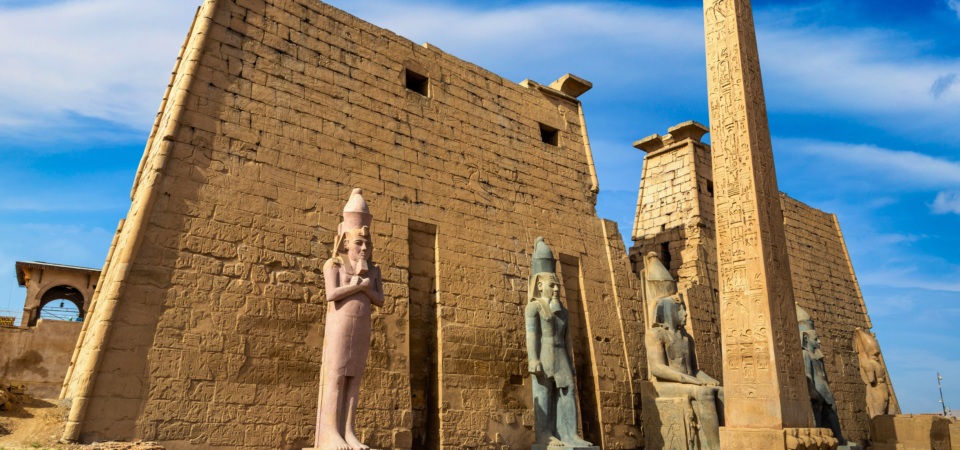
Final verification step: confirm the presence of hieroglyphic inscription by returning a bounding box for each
[704,0,811,429]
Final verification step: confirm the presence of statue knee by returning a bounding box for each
[695,387,715,403]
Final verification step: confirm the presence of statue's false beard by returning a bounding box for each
[549,298,561,314]
[806,347,825,360]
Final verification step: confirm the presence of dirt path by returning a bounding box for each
[0,398,162,450]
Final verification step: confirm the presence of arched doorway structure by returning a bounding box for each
[14,262,100,327]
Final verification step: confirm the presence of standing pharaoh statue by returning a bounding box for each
[640,252,723,450]
[308,189,385,450]
[854,328,898,418]
[525,237,597,449]
[797,304,853,449]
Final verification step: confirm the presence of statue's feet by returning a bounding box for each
[547,436,568,447]
[562,436,594,447]
[344,431,369,450]
[317,430,352,450]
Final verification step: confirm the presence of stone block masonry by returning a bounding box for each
[629,122,892,448]
[61,0,644,449]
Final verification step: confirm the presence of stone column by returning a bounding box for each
[702,0,820,447]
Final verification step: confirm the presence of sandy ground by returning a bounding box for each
[0,397,162,450]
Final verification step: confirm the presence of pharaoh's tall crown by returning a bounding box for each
[531,237,557,277]
[338,188,373,235]
[796,303,815,333]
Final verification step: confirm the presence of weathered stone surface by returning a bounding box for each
[525,238,597,449]
[0,320,82,399]
[60,0,643,448]
[854,329,899,420]
[703,0,814,445]
[798,304,847,446]
[628,127,891,448]
[310,189,383,450]
[640,252,722,450]
[870,414,958,450]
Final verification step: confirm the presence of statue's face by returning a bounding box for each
[537,277,560,300]
[804,331,821,352]
[676,303,688,328]
[345,234,370,263]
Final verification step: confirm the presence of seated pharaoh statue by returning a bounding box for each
[639,252,723,450]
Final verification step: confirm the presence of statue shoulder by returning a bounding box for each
[646,326,668,343]
[323,257,342,271]
[525,301,540,316]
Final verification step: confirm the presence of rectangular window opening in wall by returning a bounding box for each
[408,220,439,450]
[406,69,430,96]
[558,253,602,446]
[539,123,559,146]
[660,242,672,271]
[707,180,715,197]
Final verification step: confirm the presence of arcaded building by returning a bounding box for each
[628,122,900,447]
[61,0,646,448]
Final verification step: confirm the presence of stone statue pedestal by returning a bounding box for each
[720,427,839,450]
[532,445,599,450]
[642,381,724,450]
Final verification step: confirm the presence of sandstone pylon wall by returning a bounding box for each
[63,1,645,448]
[629,124,890,447]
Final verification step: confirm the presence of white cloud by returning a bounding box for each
[778,138,960,190]
[932,191,960,214]
[336,0,960,139]
[0,0,200,131]
[758,22,960,118]
[3,0,957,142]
[950,0,960,20]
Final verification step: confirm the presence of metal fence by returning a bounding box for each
[0,309,22,327]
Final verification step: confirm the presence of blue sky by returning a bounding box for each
[1,0,958,414]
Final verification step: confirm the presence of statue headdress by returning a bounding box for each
[337,188,372,236]
[333,189,374,271]
[528,237,561,313]
[641,252,679,329]
[796,303,814,333]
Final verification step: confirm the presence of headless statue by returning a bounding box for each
[310,189,385,450]
[525,237,596,449]
[641,252,723,450]
[797,304,846,446]
[855,328,895,418]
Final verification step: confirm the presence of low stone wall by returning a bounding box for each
[870,414,959,450]
[0,320,82,398]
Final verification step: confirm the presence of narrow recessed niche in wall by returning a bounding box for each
[539,123,559,146]
[405,68,429,96]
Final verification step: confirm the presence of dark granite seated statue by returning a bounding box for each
[640,252,723,450]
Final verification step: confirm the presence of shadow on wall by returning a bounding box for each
[3,350,49,378]
[0,320,82,399]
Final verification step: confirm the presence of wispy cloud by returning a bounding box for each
[931,73,959,99]
[0,0,199,132]
[779,138,960,190]
[932,191,960,214]
[950,0,960,20]
[3,0,958,143]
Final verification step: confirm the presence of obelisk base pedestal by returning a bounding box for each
[532,446,599,450]
[304,446,381,450]
[720,427,839,450]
